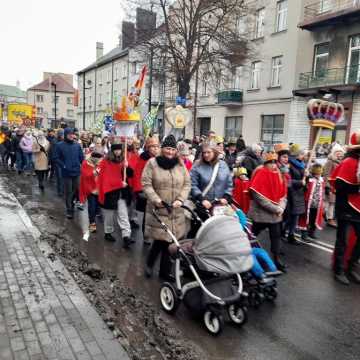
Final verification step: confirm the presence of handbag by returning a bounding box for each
[135,191,147,212]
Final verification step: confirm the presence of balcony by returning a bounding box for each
[299,0,360,31]
[217,89,243,106]
[295,66,360,96]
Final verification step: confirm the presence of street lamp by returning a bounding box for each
[82,78,92,130]
[51,82,57,125]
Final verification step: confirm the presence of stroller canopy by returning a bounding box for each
[193,215,253,275]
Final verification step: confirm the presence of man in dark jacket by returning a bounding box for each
[224,139,237,171]
[46,128,57,180]
[236,135,246,153]
[54,128,84,218]
[240,144,263,178]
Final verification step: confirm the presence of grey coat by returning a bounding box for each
[248,191,287,224]
[190,160,233,201]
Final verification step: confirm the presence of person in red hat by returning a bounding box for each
[330,131,360,285]
[248,152,288,272]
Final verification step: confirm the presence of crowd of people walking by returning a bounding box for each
[0,123,359,286]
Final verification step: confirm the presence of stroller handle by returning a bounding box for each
[151,207,180,247]
[180,204,203,224]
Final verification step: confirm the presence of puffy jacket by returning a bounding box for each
[240,148,263,178]
[190,159,233,202]
[19,134,33,153]
[54,139,84,177]
[288,157,306,215]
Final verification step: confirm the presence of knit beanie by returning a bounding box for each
[161,135,177,149]
[289,143,301,157]
[111,143,123,151]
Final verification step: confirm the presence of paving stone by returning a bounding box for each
[23,329,37,342]
[14,350,30,360]
[85,341,102,356]
[26,341,42,356]
[34,321,47,334]
[75,350,92,360]
[10,337,26,352]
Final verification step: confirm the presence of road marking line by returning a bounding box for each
[298,240,333,253]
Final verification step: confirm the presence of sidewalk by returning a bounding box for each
[0,180,129,360]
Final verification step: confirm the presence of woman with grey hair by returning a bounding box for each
[238,143,263,178]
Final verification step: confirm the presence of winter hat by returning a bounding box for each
[311,163,323,176]
[274,143,290,156]
[145,136,160,149]
[227,137,237,146]
[330,143,345,158]
[251,143,262,154]
[111,143,123,151]
[289,143,301,157]
[233,167,248,177]
[64,127,74,138]
[177,141,190,156]
[161,135,177,149]
[264,152,278,164]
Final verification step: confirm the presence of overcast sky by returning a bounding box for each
[0,0,124,90]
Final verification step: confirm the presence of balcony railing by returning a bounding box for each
[298,66,360,89]
[302,0,360,24]
[217,89,243,105]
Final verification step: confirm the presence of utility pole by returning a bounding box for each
[51,82,57,125]
[83,75,86,130]
[148,48,154,113]
[193,20,201,137]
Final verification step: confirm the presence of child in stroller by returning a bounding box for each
[152,203,252,335]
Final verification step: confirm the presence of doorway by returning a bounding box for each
[197,117,211,136]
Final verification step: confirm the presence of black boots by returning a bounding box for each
[104,233,116,242]
[274,256,287,273]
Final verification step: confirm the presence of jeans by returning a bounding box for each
[16,150,25,172]
[55,164,64,196]
[63,176,80,214]
[252,222,282,256]
[22,152,33,172]
[334,219,360,274]
[87,194,99,224]
[102,198,131,238]
[251,247,278,278]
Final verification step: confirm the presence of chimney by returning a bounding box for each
[136,8,156,42]
[96,42,104,60]
[121,21,135,50]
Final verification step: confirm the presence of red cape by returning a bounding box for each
[97,160,124,205]
[126,150,140,189]
[249,166,287,204]
[133,156,149,193]
[298,177,325,230]
[79,160,100,203]
[329,157,360,213]
[233,178,250,214]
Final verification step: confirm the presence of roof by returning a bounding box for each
[77,47,129,75]
[28,74,75,93]
[0,84,26,99]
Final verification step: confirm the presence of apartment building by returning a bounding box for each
[292,0,360,146]
[27,73,77,129]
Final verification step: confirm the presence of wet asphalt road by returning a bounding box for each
[1,170,360,360]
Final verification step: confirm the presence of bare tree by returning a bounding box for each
[121,0,253,99]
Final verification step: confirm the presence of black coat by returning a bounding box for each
[241,149,263,178]
[288,159,306,216]
[224,151,237,170]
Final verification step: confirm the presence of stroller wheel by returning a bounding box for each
[227,304,248,326]
[264,287,278,302]
[160,283,180,314]
[248,291,264,308]
[203,310,224,336]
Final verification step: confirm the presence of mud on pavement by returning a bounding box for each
[1,173,206,360]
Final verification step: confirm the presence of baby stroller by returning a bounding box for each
[232,202,282,308]
[152,205,253,335]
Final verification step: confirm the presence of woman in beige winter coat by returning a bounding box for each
[142,134,190,280]
[32,131,50,191]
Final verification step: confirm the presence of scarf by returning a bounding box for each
[250,166,287,205]
[289,157,305,170]
[156,156,179,170]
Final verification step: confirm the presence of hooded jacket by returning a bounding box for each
[19,134,33,153]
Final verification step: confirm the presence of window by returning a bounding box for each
[88,96,92,108]
[36,95,44,103]
[276,0,288,32]
[113,90,118,105]
[201,74,209,96]
[254,8,265,39]
[67,109,74,118]
[347,35,360,83]
[98,93,102,106]
[67,97,73,105]
[98,71,103,85]
[261,115,285,145]
[250,61,261,89]
[131,62,137,75]
[313,43,329,78]
[122,63,127,78]
[51,96,59,103]
[52,108,56,115]
[107,69,111,83]
[225,117,242,140]
[231,66,243,89]
[36,107,43,114]
[237,16,247,35]
[114,67,119,81]
[106,92,111,105]
[270,56,283,87]
[319,0,332,13]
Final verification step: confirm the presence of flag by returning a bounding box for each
[143,104,160,137]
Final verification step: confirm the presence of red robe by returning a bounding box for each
[183,159,193,171]
[249,166,287,205]
[233,178,250,214]
[329,157,360,269]
[126,150,140,189]
[298,177,325,230]
[79,160,101,203]
[97,160,124,205]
